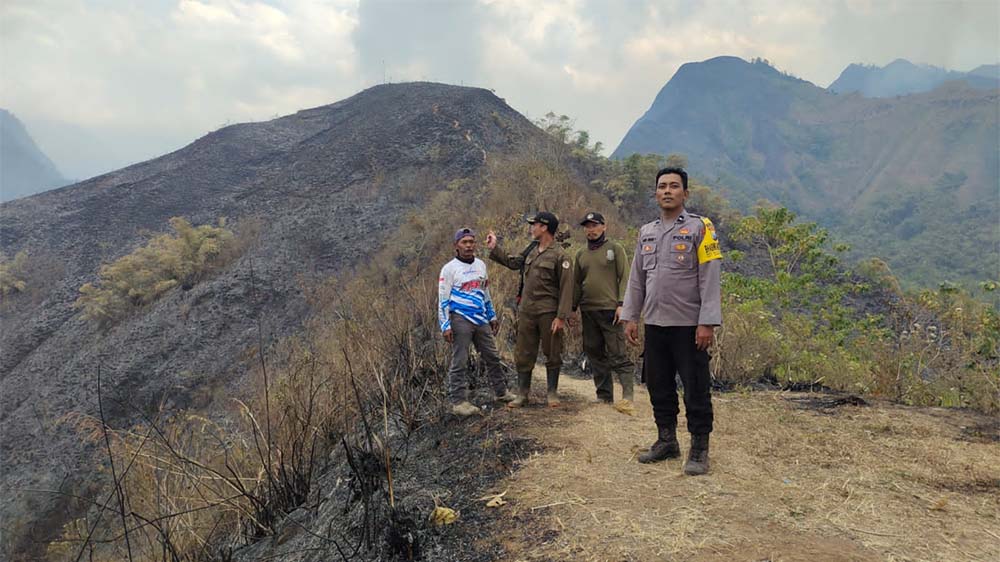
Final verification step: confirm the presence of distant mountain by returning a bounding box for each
[829,58,1000,97]
[968,64,1000,80]
[0,109,67,201]
[613,56,999,287]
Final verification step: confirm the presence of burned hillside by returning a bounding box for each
[0,82,562,557]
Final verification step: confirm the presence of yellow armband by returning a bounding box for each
[697,217,722,264]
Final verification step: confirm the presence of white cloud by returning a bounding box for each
[172,1,315,62]
[624,25,758,60]
[1,0,361,178]
[751,3,829,26]
[174,0,241,24]
[0,0,995,179]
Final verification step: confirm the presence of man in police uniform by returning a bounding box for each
[486,212,574,408]
[572,211,634,406]
[621,167,722,475]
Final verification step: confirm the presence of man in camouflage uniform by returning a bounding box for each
[486,212,574,407]
[572,211,634,406]
[621,167,722,476]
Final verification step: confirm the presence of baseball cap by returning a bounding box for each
[526,211,559,231]
[454,227,476,243]
[579,211,605,225]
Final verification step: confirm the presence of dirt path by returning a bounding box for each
[480,367,999,562]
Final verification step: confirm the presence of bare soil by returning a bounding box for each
[479,367,1000,562]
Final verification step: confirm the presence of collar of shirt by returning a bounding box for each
[654,208,688,235]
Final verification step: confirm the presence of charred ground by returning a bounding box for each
[0,82,559,557]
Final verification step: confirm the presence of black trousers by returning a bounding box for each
[644,325,714,434]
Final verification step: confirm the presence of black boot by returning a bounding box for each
[546,367,561,406]
[683,433,710,476]
[638,424,680,463]
[508,372,532,408]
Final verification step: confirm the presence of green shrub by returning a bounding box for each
[772,315,869,390]
[0,250,29,297]
[856,257,902,294]
[713,297,781,386]
[720,205,998,413]
[75,217,237,325]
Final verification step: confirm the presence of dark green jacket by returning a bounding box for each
[573,240,628,311]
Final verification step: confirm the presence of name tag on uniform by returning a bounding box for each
[606,249,615,261]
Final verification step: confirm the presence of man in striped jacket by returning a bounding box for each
[439,228,517,416]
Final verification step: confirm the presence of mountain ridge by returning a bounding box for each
[829,58,1000,97]
[0,109,67,202]
[612,56,999,287]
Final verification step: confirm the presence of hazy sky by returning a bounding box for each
[2,0,997,180]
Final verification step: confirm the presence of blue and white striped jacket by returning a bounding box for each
[438,257,497,332]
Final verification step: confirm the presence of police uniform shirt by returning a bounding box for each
[620,210,722,327]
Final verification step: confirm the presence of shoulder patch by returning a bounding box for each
[697,217,722,264]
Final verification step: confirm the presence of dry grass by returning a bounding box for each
[489,368,999,561]
[46,268,448,561]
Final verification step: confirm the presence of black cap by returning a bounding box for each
[526,211,559,232]
[579,211,605,225]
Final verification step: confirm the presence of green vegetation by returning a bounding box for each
[74,217,239,325]
[719,204,998,412]
[534,112,605,160]
[837,179,1000,292]
[0,250,29,297]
